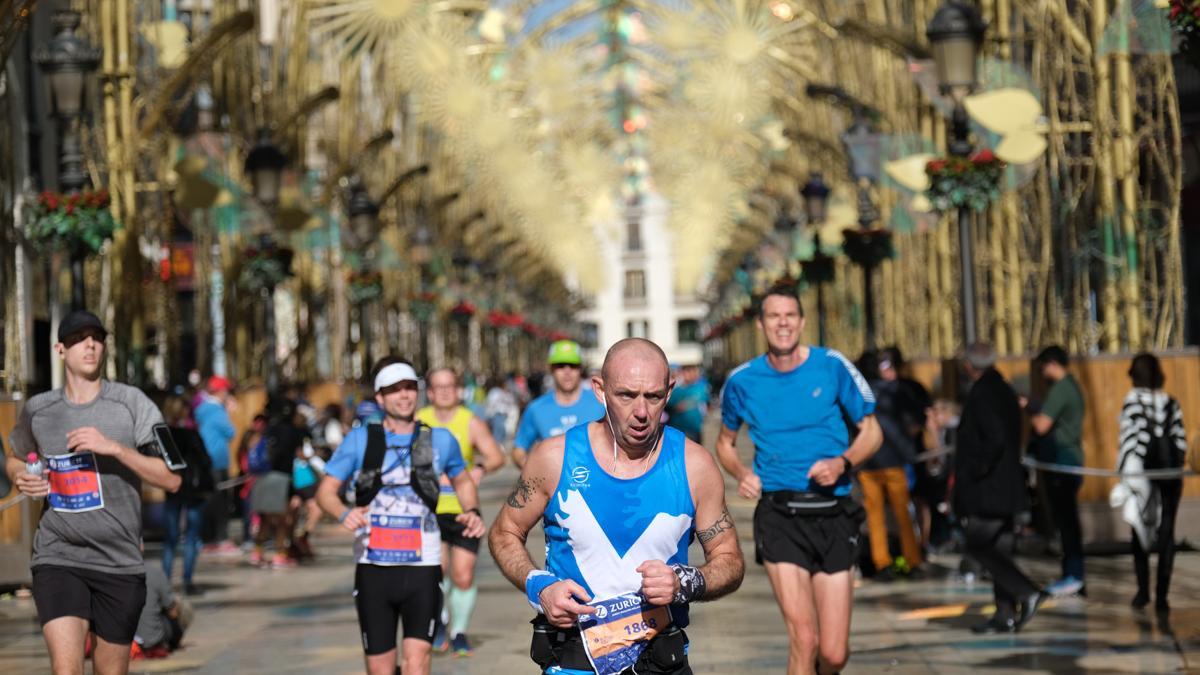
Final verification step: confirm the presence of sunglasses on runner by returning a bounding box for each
[61,329,107,348]
[551,363,581,371]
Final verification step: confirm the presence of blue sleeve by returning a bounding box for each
[217,408,236,441]
[436,429,466,478]
[324,429,365,481]
[829,350,876,422]
[513,404,539,451]
[720,378,743,431]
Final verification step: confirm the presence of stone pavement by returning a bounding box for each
[1,465,1198,674]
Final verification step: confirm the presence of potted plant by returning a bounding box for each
[924,149,1005,212]
[238,242,294,292]
[347,270,383,304]
[1170,1,1200,68]
[24,189,120,255]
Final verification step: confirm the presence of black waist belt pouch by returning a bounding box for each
[530,616,690,673]
[765,490,854,517]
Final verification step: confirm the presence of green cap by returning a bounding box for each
[547,339,583,366]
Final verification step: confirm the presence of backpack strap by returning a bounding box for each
[409,422,442,512]
[357,424,388,507]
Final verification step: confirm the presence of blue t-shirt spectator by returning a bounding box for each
[668,377,710,442]
[194,394,235,471]
[513,389,605,453]
[721,348,876,496]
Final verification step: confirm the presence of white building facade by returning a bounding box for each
[577,194,707,369]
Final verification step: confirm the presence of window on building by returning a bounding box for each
[677,319,700,344]
[626,320,649,339]
[624,269,646,300]
[580,322,598,347]
[626,219,642,252]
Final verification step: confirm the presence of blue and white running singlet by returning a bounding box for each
[543,425,696,627]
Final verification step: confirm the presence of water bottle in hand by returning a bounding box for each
[25,453,45,498]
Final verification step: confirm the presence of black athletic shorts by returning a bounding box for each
[353,563,442,655]
[753,492,864,574]
[437,513,481,553]
[31,564,147,645]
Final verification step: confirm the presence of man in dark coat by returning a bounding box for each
[954,343,1046,633]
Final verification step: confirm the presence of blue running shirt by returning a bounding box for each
[721,348,875,496]
[513,390,605,452]
[325,425,465,566]
[543,425,696,627]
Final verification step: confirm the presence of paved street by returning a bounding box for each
[1,466,1197,674]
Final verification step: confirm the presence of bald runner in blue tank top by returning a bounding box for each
[544,424,696,626]
[720,348,876,496]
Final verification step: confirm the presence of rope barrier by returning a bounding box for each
[1022,456,1196,479]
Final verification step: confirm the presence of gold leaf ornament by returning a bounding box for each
[963,88,1047,165]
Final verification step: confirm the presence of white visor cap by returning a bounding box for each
[374,363,420,392]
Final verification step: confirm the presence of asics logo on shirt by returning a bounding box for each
[812,387,822,398]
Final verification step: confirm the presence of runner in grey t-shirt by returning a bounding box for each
[5,310,181,675]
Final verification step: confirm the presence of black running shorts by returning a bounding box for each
[353,563,442,654]
[31,564,147,645]
[753,494,864,574]
[437,513,481,553]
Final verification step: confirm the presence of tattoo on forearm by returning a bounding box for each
[505,476,543,509]
[697,507,735,544]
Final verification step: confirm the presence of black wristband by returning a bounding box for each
[669,563,706,604]
[840,455,853,474]
[466,507,482,517]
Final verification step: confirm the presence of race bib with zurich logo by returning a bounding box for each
[47,452,105,513]
[577,592,672,675]
[366,513,423,564]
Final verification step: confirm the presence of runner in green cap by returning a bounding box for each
[510,341,605,468]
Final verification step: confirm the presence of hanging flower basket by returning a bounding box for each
[450,300,477,319]
[924,149,1005,212]
[24,189,121,255]
[347,270,383,304]
[238,243,294,292]
[410,290,439,321]
[841,228,894,269]
[487,310,525,329]
[1170,1,1200,68]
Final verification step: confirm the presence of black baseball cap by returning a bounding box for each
[57,310,108,344]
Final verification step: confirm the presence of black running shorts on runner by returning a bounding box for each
[436,513,481,553]
[753,496,864,574]
[31,565,147,645]
[354,563,442,655]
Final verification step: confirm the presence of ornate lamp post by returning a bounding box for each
[36,8,101,310]
[840,116,887,349]
[345,178,380,367]
[244,129,288,396]
[800,173,833,347]
[928,1,986,346]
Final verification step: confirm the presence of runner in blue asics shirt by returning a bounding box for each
[717,283,881,675]
[490,338,744,675]
[511,340,605,469]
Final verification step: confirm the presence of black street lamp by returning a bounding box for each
[345,176,380,251]
[800,173,833,347]
[36,8,101,310]
[243,129,288,396]
[928,1,986,346]
[841,117,887,349]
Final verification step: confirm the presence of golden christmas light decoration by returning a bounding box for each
[307,0,423,62]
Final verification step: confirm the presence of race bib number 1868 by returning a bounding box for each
[47,452,104,513]
[578,593,671,675]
